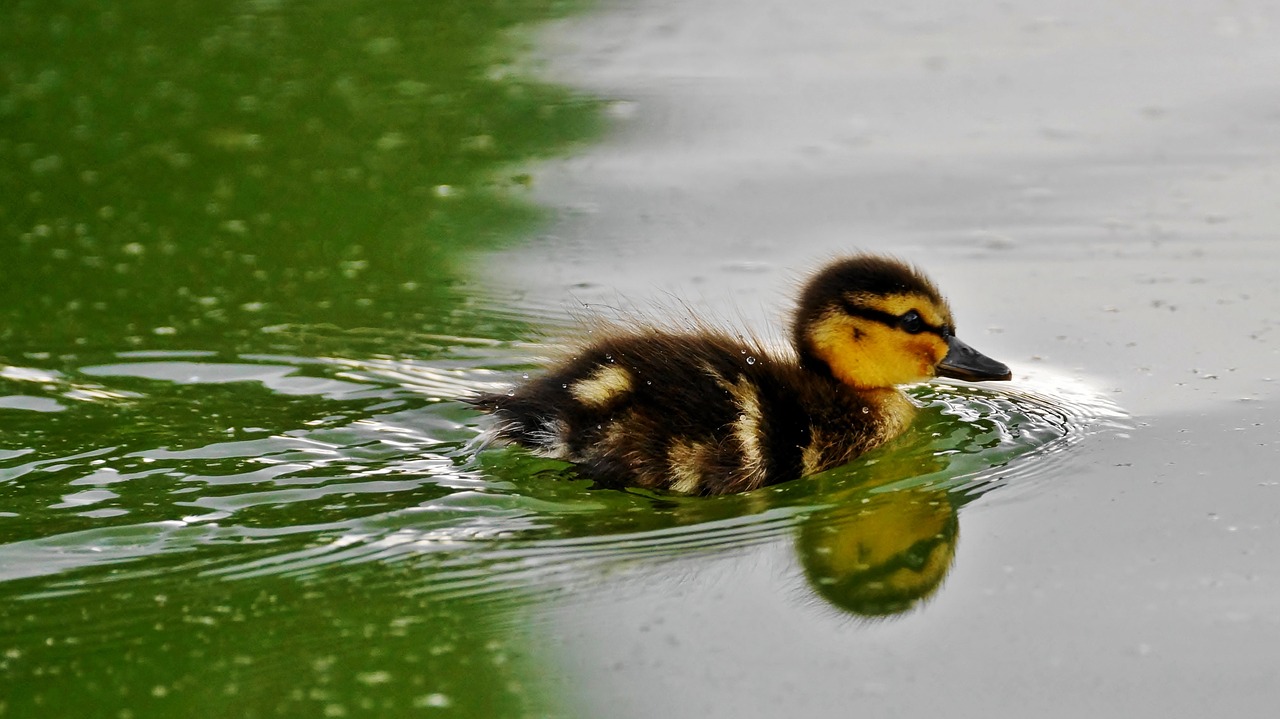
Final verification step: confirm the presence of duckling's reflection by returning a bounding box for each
[797,485,956,616]
[791,443,959,617]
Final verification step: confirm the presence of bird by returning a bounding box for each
[469,255,1011,495]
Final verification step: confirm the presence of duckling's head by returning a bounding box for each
[794,255,1011,390]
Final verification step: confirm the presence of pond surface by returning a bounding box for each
[482,0,1280,716]
[4,0,1280,717]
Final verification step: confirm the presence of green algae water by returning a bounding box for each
[0,2,1122,717]
[1,0,597,357]
[1,1,600,716]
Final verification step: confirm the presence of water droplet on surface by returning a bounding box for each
[414,694,452,709]
[746,356,756,365]
[355,670,392,685]
[861,406,870,414]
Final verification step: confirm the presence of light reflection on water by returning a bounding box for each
[0,343,1125,615]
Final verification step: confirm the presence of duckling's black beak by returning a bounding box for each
[937,336,1012,382]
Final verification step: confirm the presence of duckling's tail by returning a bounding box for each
[465,391,573,460]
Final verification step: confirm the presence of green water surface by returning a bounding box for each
[0,2,1106,718]
[2,1,601,716]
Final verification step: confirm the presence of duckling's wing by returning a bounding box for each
[477,332,816,494]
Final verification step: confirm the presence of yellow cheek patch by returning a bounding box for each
[570,364,633,408]
[809,313,896,389]
[808,311,949,389]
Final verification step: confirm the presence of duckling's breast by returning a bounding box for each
[796,386,916,476]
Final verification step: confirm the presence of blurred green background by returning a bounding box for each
[0,0,599,359]
[1,1,600,716]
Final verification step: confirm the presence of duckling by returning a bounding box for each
[470,255,1011,495]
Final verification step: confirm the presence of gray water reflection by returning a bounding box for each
[480,0,1280,715]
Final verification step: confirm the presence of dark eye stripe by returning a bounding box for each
[839,301,949,339]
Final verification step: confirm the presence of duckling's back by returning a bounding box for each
[472,329,904,494]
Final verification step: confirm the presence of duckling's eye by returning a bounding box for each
[899,311,925,334]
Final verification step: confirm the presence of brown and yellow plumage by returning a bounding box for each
[470,255,1011,495]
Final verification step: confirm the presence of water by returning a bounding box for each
[0,0,598,715]
[0,350,1116,585]
[5,0,1274,717]
[1,324,1118,715]
[477,1,1280,717]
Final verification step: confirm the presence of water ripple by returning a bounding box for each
[1,350,1125,616]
